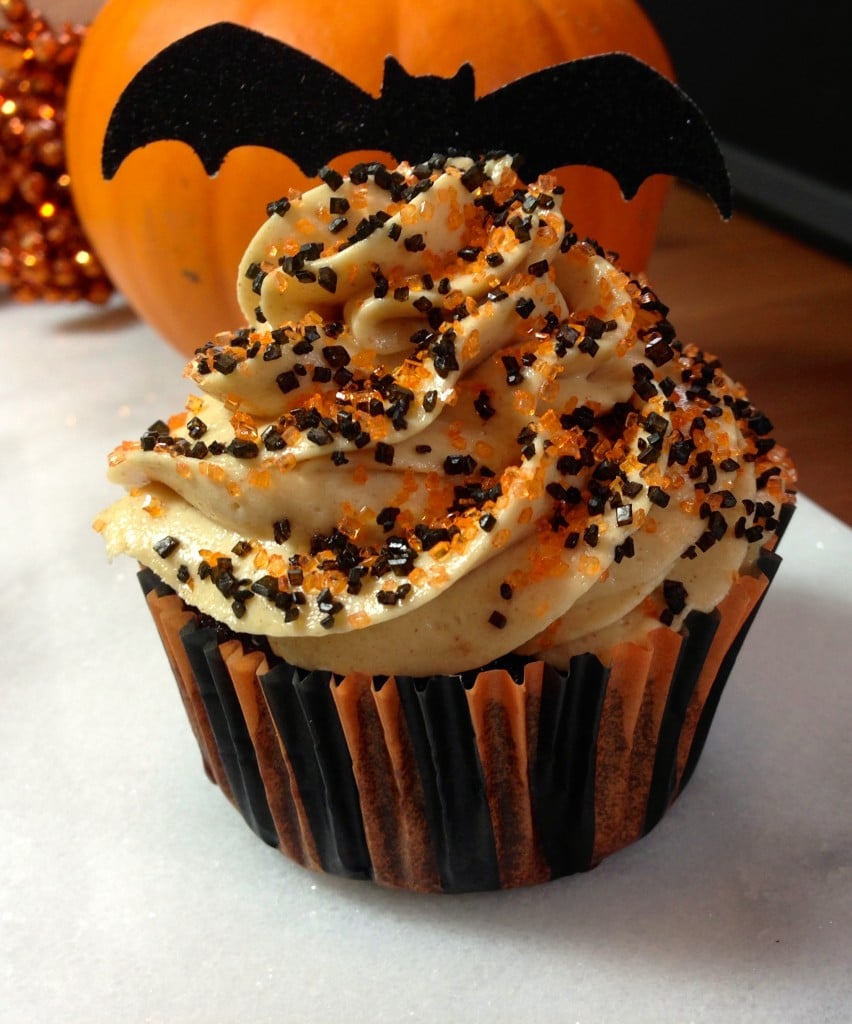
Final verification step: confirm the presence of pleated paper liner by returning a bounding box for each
[138,504,793,893]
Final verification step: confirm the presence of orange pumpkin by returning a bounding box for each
[66,0,673,356]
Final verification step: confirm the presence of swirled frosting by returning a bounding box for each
[97,156,795,675]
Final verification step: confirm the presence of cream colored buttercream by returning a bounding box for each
[97,157,795,675]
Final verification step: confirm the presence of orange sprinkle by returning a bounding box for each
[448,420,467,451]
[267,555,288,576]
[392,469,419,504]
[616,335,634,358]
[248,469,271,489]
[352,347,376,371]
[226,482,241,498]
[539,408,561,436]
[430,567,450,587]
[428,540,452,561]
[201,464,227,484]
[461,328,481,361]
[348,611,371,629]
[232,412,257,438]
[578,555,601,576]
[175,460,191,480]
[199,548,228,566]
[513,389,535,415]
[492,528,511,549]
[352,465,369,485]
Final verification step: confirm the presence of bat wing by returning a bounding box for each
[472,53,732,217]
[102,22,381,178]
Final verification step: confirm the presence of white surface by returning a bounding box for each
[1,298,850,1024]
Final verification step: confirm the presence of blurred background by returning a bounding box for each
[641,1,852,257]
[641,2,852,525]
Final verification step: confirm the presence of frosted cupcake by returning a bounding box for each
[96,156,795,891]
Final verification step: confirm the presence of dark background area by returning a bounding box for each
[640,2,852,256]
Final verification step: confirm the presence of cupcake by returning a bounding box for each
[95,155,796,892]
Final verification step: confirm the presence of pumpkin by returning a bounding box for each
[66,0,673,356]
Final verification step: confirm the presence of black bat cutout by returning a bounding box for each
[102,21,731,217]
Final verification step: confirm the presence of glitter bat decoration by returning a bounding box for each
[101,21,731,216]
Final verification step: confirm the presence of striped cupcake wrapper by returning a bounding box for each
[138,504,792,893]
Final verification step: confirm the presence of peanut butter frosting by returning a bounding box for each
[96,155,795,676]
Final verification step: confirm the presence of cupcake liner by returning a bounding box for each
[137,507,792,893]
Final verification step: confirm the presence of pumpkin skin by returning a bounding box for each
[66,0,674,356]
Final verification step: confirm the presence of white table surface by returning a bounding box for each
[1,297,850,1024]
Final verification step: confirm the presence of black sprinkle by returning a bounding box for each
[322,345,350,368]
[444,454,476,476]
[266,197,291,217]
[276,370,300,394]
[227,438,259,459]
[153,536,179,558]
[319,165,344,191]
[375,442,395,466]
[273,518,292,543]
[663,579,688,614]
[318,267,338,293]
[461,163,487,191]
[213,351,239,375]
[502,355,523,386]
[616,504,634,526]
[473,390,496,420]
[647,485,670,508]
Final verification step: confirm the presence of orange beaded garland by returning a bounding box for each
[0,0,111,302]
